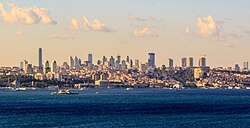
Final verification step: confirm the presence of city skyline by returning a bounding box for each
[0,0,250,67]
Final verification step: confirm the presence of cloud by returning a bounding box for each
[129,14,147,21]
[16,30,23,37]
[0,2,56,25]
[49,34,75,40]
[196,15,222,37]
[70,18,79,30]
[134,27,158,38]
[83,16,113,32]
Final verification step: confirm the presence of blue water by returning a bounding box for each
[1,89,250,128]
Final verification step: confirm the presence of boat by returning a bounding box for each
[15,87,27,91]
[51,90,79,95]
[125,88,133,91]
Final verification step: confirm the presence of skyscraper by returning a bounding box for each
[148,53,155,68]
[243,61,249,70]
[181,58,187,67]
[199,57,206,67]
[39,48,43,67]
[69,56,74,69]
[168,58,174,68]
[88,54,93,64]
[109,56,115,67]
[187,57,194,67]
[51,61,57,73]
[44,60,50,74]
[135,59,140,69]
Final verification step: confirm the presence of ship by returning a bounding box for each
[51,89,79,95]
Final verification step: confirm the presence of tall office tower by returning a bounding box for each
[51,61,57,73]
[20,60,28,70]
[78,58,82,66]
[243,61,249,70]
[168,58,174,68]
[74,56,79,67]
[88,54,93,64]
[69,56,74,69]
[187,57,194,67]
[129,59,133,68]
[135,59,139,69]
[121,60,127,69]
[116,55,121,68]
[38,48,43,67]
[24,64,33,74]
[235,64,240,71]
[181,58,187,67]
[148,53,155,68]
[126,56,130,63]
[44,60,50,74]
[199,57,206,67]
[109,56,115,67]
[102,56,107,65]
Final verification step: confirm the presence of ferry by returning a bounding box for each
[51,90,79,95]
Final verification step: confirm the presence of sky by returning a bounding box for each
[0,0,250,68]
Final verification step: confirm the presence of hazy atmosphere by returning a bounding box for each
[0,0,250,67]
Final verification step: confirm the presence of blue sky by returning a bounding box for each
[0,0,249,67]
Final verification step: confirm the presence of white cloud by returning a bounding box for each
[0,2,56,25]
[83,16,113,32]
[16,30,23,37]
[134,27,158,37]
[70,18,79,30]
[196,15,222,37]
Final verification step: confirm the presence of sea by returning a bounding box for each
[0,88,250,128]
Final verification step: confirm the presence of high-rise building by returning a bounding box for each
[44,60,50,74]
[38,48,43,67]
[187,57,194,67]
[20,60,28,70]
[102,56,107,65]
[148,53,155,68]
[199,57,206,67]
[109,56,115,67]
[24,64,33,74]
[69,56,74,69]
[74,56,79,67]
[243,61,249,70]
[129,59,133,68]
[126,56,130,63]
[121,60,127,69]
[135,59,139,69]
[51,61,57,73]
[168,58,174,67]
[235,64,240,71]
[115,55,121,68]
[181,58,187,67]
[88,54,93,64]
